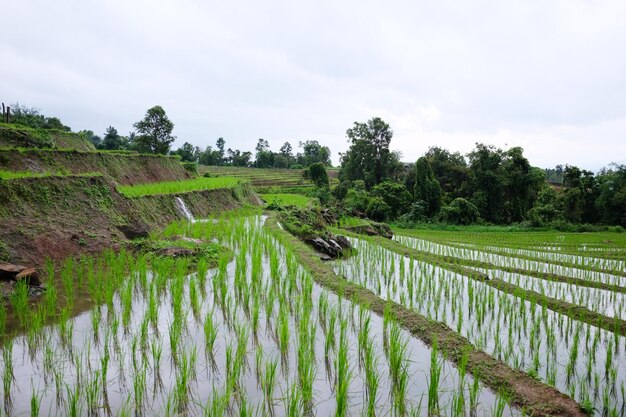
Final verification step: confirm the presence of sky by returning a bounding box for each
[2,0,625,170]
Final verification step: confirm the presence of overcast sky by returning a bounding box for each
[2,0,625,169]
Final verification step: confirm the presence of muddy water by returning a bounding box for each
[0,218,518,416]
[335,236,626,416]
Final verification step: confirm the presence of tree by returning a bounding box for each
[414,157,442,216]
[216,138,226,165]
[339,117,395,188]
[438,198,481,225]
[132,105,176,154]
[371,181,412,218]
[296,140,331,167]
[11,103,71,131]
[100,126,126,150]
[198,145,221,165]
[255,138,274,168]
[306,162,330,189]
[467,143,506,223]
[425,147,468,201]
[172,142,200,162]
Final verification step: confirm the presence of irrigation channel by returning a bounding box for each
[0,215,521,416]
[332,235,626,416]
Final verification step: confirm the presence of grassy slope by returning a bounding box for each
[0,175,260,265]
[0,123,96,151]
[0,148,192,185]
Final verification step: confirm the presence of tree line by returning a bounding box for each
[6,103,625,228]
[333,117,626,228]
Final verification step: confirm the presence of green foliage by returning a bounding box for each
[296,140,331,167]
[172,142,200,162]
[133,105,176,155]
[10,104,71,131]
[437,198,480,225]
[306,162,330,189]
[181,162,198,176]
[262,193,313,208]
[332,180,351,201]
[99,126,129,151]
[414,157,442,216]
[371,181,411,218]
[366,196,391,222]
[344,188,370,213]
[117,177,240,197]
[339,117,401,188]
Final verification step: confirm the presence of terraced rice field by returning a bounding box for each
[1,212,624,416]
[334,228,626,416]
[199,165,339,192]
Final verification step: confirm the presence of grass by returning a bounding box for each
[261,193,314,208]
[117,176,242,197]
[0,170,101,180]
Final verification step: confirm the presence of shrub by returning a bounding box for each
[438,198,480,225]
[366,197,391,221]
[332,180,352,201]
[371,181,412,218]
[307,162,330,188]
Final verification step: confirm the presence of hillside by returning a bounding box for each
[0,148,193,185]
[0,174,259,265]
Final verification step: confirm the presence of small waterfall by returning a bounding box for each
[175,197,195,222]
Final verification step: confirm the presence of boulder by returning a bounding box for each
[0,263,41,286]
[306,234,352,260]
[155,247,196,258]
[117,222,150,240]
[168,236,205,245]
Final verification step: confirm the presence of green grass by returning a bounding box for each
[0,170,101,180]
[261,193,314,208]
[117,177,242,197]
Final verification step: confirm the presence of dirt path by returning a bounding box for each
[266,217,587,417]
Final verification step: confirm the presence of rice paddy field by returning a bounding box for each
[198,166,340,192]
[117,177,242,197]
[1,208,625,416]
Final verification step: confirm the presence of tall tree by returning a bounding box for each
[339,117,394,188]
[414,157,443,216]
[172,142,200,162]
[100,126,125,150]
[133,105,176,154]
[216,138,226,165]
[296,140,331,167]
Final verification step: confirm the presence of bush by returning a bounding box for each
[290,164,304,170]
[366,197,391,221]
[438,198,480,225]
[313,187,332,206]
[181,162,198,175]
[307,162,330,188]
[332,180,352,201]
[344,188,370,214]
[371,181,412,218]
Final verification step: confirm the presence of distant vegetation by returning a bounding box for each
[4,102,625,228]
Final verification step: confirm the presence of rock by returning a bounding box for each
[15,268,40,286]
[117,222,150,240]
[0,263,41,286]
[0,263,27,280]
[168,236,204,245]
[306,234,352,259]
[344,222,393,239]
[155,247,196,258]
